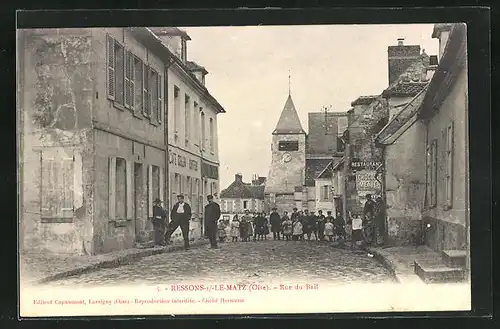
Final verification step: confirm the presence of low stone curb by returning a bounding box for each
[364,246,400,283]
[35,239,209,285]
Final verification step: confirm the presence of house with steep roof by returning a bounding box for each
[375,24,469,274]
[220,173,266,219]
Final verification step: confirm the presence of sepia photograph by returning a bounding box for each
[17,21,471,317]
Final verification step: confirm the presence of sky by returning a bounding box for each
[182,24,439,190]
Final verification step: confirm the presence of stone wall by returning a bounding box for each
[19,29,95,255]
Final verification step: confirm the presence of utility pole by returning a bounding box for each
[323,105,336,214]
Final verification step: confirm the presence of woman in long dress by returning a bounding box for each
[230,215,240,242]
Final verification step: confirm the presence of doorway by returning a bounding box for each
[134,163,144,242]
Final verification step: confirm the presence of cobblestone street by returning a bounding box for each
[50,239,394,287]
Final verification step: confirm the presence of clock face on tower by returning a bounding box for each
[282,152,292,163]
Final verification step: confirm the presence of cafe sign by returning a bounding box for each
[355,170,381,191]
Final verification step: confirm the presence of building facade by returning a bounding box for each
[220,174,266,220]
[18,27,224,256]
[375,24,468,262]
[150,27,224,240]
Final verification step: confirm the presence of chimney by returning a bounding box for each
[387,38,421,85]
[235,173,243,183]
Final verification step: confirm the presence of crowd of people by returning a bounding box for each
[217,194,386,249]
[150,193,386,251]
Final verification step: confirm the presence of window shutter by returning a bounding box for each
[143,64,150,117]
[124,51,131,109]
[129,54,135,111]
[159,167,164,206]
[157,73,162,123]
[447,121,454,206]
[108,157,116,220]
[126,160,133,220]
[41,151,55,217]
[73,150,83,210]
[107,35,115,100]
[61,152,74,218]
[148,165,153,218]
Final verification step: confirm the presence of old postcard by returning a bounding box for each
[18,23,471,317]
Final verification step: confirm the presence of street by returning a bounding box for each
[50,239,394,287]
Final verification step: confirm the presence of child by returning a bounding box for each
[292,218,303,241]
[282,215,293,241]
[350,213,363,249]
[324,218,334,241]
[217,220,227,243]
[230,215,240,242]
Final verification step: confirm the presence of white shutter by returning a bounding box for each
[130,54,135,111]
[143,64,149,117]
[108,157,116,220]
[61,152,74,218]
[148,164,153,217]
[107,35,115,100]
[73,150,83,209]
[126,160,133,219]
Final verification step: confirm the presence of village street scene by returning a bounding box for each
[18,23,470,312]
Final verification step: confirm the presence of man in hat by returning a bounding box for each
[270,207,281,240]
[204,195,221,249]
[152,198,167,246]
[165,194,192,250]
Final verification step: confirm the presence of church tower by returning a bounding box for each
[264,93,306,212]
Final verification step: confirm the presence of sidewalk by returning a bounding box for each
[20,239,209,285]
[364,245,442,285]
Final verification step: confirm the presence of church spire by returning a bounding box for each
[272,93,306,135]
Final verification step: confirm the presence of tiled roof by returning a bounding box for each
[306,112,343,155]
[186,61,208,74]
[220,179,265,199]
[383,81,428,97]
[273,95,306,135]
[149,27,191,40]
[305,159,332,186]
[351,95,378,106]
[376,85,428,143]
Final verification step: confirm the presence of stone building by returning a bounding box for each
[264,93,347,214]
[342,38,433,220]
[220,174,266,220]
[375,24,469,269]
[18,27,224,256]
[149,27,224,240]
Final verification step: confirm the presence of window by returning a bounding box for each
[445,122,454,208]
[133,56,143,115]
[209,118,214,152]
[106,35,124,105]
[185,95,191,146]
[278,141,299,151]
[243,201,248,209]
[426,139,438,208]
[201,112,206,150]
[320,185,329,201]
[41,149,74,219]
[108,157,132,220]
[174,86,180,141]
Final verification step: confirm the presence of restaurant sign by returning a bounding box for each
[355,170,381,192]
[350,159,382,171]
